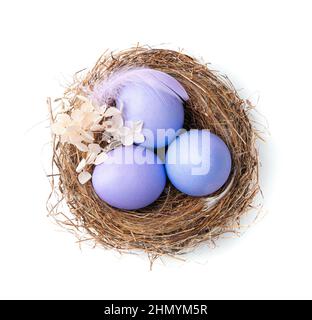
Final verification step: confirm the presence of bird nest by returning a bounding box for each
[47,47,260,260]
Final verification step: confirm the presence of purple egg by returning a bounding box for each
[92,68,188,149]
[165,130,232,196]
[117,82,184,149]
[92,145,166,210]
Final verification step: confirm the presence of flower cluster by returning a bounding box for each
[51,96,144,184]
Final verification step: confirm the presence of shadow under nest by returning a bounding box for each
[48,47,260,259]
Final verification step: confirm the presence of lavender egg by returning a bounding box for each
[92,68,188,149]
[165,130,232,196]
[92,145,166,210]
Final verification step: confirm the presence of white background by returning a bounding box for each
[0,0,311,300]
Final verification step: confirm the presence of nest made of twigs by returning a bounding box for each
[48,46,260,259]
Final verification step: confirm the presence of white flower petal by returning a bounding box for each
[118,100,124,112]
[134,132,145,144]
[76,158,86,173]
[103,107,121,117]
[78,171,92,184]
[118,126,131,136]
[94,152,109,165]
[134,120,144,133]
[121,134,134,146]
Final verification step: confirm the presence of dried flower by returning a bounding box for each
[75,143,109,184]
[51,95,144,184]
[77,171,92,185]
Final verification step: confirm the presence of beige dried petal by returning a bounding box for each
[57,113,71,123]
[102,132,112,142]
[51,113,72,135]
[80,101,94,113]
[94,152,109,165]
[106,115,123,133]
[104,107,121,117]
[51,122,66,135]
[86,152,97,164]
[90,124,105,131]
[105,121,115,133]
[66,124,81,134]
[80,113,98,129]
[67,130,83,143]
[80,130,94,143]
[76,158,86,173]
[93,115,104,125]
[76,95,90,103]
[88,143,101,154]
[105,127,118,133]
[60,98,71,110]
[75,142,89,152]
[113,114,124,127]
[71,109,83,121]
[69,135,83,144]
[60,135,69,143]
[94,104,107,114]
[78,171,92,184]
